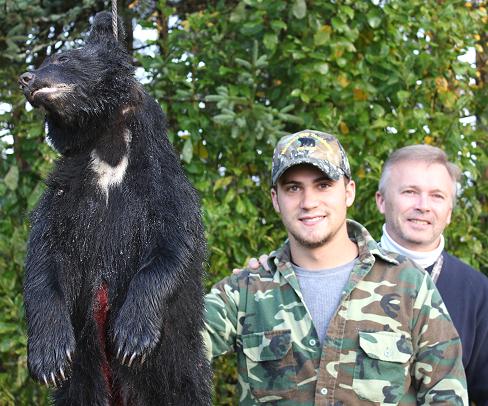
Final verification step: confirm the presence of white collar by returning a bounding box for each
[379,224,444,268]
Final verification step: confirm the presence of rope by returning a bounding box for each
[112,0,118,41]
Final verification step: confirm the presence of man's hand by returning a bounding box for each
[232,254,270,274]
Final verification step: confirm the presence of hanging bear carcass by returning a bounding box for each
[18,11,211,406]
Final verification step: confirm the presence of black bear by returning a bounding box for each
[18,12,211,406]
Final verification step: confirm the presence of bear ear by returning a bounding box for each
[87,11,125,45]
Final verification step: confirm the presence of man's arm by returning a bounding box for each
[202,273,242,360]
[466,279,488,405]
[412,273,468,405]
[468,320,488,405]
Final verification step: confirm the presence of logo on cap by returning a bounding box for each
[271,130,350,185]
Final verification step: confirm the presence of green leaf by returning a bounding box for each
[235,58,252,69]
[205,95,224,102]
[181,138,193,164]
[371,104,385,118]
[213,176,234,192]
[27,182,45,211]
[255,54,268,68]
[278,113,304,125]
[371,118,388,129]
[367,8,383,29]
[331,17,347,32]
[0,322,17,335]
[397,90,411,102]
[236,197,246,214]
[300,93,311,103]
[4,165,19,191]
[339,5,355,20]
[314,63,329,75]
[271,20,287,31]
[230,2,246,23]
[213,114,235,124]
[280,104,295,114]
[240,21,264,36]
[313,30,330,46]
[263,33,278,50]
[224,188,236,204]
[292,0,307,19]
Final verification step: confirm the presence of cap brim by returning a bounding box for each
[272,158,342,185]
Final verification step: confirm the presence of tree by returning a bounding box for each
[1,0,486,404]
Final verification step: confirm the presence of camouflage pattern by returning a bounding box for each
[203,220,468,405]
[271,129,351,185]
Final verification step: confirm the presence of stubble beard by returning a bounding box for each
[293,234,330,249]
[290,221,343,249]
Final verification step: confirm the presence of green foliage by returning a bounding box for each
[0,0,486,404]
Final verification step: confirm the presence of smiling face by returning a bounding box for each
[376,160,454,252]
[271,164,355,251]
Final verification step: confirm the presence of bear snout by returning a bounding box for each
[19,71,73,107]
[19,71,34,88]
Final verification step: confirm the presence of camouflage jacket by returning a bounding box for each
[203,220,468,405]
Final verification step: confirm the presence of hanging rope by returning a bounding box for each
[112,0,118,41]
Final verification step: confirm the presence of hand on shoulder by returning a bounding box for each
[232,254,270,274]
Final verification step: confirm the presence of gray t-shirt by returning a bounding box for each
[293,258,356,344]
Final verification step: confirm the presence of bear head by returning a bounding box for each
[19,12,138,153]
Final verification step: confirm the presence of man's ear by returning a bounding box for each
[375,191,386,214]
[271,188,280,213]
[345,179,356,208]
[446,206,452,226]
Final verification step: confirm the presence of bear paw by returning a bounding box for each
[27,327,75,388]
[113,312,160,367]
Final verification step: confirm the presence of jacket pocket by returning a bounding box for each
[242,329,297,403]
[353,331,413,404]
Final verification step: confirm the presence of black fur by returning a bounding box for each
[19,12,211,406]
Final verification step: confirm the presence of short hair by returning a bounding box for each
[378,145,461,204]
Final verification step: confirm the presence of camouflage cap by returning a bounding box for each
[271,129,351,185]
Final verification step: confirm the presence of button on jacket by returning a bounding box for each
[203,220,468,405]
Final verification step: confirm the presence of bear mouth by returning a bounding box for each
[31,85,72,98]
[24,84,74,107]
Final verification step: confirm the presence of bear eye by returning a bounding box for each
[58,55,69,63]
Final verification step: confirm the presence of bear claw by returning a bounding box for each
[128,353,137,367]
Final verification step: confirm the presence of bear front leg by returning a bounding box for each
[113,241,197,367]
[24,221,75,387]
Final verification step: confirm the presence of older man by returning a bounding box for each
[205,130,467,405]
[375,145,488,405]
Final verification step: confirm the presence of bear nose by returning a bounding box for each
[19,72,35,87]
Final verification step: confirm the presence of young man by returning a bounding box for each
[375,145,488,405]
[203,130,467,405]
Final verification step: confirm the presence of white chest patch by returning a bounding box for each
[90,150,129,197]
